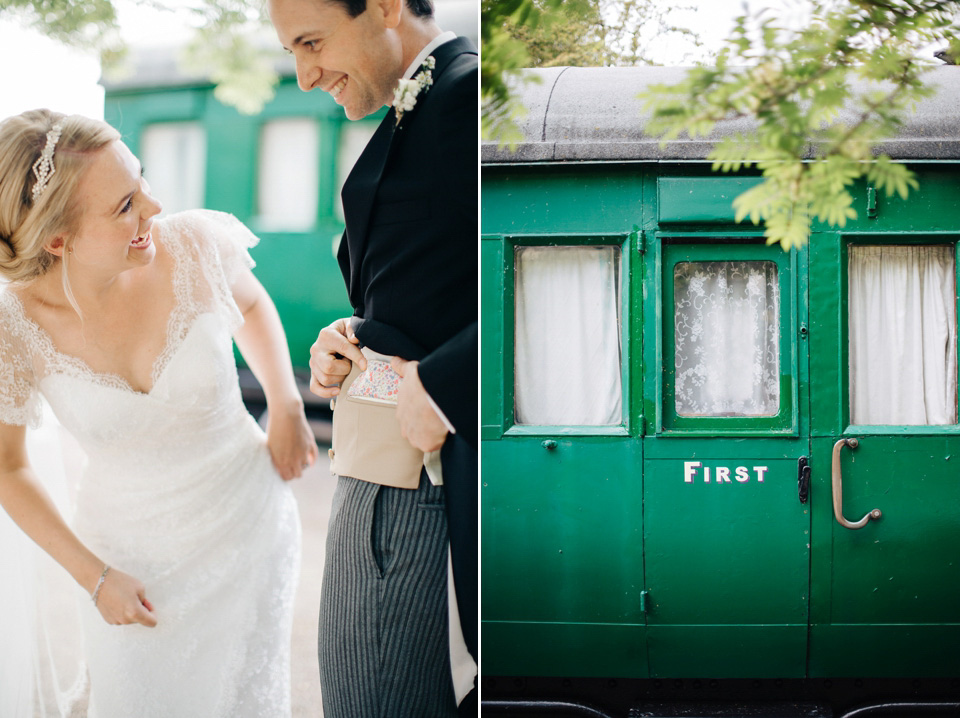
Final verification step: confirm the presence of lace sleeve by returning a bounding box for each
[197,210,259,288]
[161,209,261,334]
[0,294,42,428]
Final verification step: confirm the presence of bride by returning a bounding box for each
[0,109,317,716]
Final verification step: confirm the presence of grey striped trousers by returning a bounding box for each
[318,474,458,717]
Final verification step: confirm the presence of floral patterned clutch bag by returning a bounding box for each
[346,359,401,406]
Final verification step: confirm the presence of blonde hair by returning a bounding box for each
[0,110,120,290]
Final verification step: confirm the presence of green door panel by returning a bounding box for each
[643,445,810,678]
[481,436,646,676]
[810,437,960,625]
[807,225,960,677]
[807,436,960,676]
[482,622,648,678]
[482,437,644,622]
[647,626,807,678]
[809,625,960,677]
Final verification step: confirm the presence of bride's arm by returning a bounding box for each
[231,268,319,481]
[0,422,157,627]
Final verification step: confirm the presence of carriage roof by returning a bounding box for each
[481,66,960,164]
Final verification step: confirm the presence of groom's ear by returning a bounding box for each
[377,0,403,29]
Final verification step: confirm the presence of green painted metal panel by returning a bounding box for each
[809,625,960,677]
[658,177,763,224]
[642,449,809,678]
[807,225,960,677]
[643,451,809,625]
[481,166,645,236]
[815,170,960,234]
[481,237,505,438]
[106,89,207,128]
[647,625,807,678]
[482,437,644,624]
[482,622,648,678]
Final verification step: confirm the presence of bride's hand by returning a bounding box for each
[93,568,157,627]
[266,402,319,481]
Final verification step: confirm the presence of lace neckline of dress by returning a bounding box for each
[4,222,190,396]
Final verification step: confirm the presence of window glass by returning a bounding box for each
[514,245,622,426]
[258,118,318,231]
[141,123,205,216]
[674,260,780,417]
[848,245,957,425]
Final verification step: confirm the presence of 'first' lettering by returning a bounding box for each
[683,461,769,483]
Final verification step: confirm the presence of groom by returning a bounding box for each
[267,0,477,715]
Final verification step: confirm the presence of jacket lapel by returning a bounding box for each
[339,108,395,305]
[338,36,478,305]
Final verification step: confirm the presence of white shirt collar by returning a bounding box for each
[402,31,456,80]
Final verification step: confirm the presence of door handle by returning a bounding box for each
[831,438,882,530]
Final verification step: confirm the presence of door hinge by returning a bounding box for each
[632,227,646,254]
[798,456,810,504]
[867,186,878,219]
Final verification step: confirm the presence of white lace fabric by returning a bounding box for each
[673,260,781,417]
[0,210,300,717]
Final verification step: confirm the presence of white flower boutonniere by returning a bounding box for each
[392,55,436,125]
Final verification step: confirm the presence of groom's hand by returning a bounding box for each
[391,357,448,453]
[309,317,365,398]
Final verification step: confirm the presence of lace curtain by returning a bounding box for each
[848,245,957,425]
[514,245,622,426]
[674,260,780,417]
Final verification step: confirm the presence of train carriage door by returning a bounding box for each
[642,234,811,678]
[481,234,648,678]
[808,236,960,676]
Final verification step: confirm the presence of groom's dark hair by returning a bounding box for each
[327,0,433,18]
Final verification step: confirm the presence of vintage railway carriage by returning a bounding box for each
[481,66,960,713]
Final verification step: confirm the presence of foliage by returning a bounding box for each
[481,0,698,143]
[643,0,960,250]
[0,0,280,115]
[481,0,567,144]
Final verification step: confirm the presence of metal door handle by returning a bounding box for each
[831,438,882,530]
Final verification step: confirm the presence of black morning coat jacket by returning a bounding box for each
[337,36,479,660]
[338,36,478,447]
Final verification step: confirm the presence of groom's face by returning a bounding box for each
[269,0,405,120]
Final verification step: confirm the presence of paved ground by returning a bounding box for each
[289,429,336,718]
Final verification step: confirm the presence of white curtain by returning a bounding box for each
[674,260,780,417]
[514,246,622,426]
[849,245,957,425]
[258,118,319,231]
[141,123,206,217]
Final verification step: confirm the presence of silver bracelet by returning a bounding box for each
[91,564,110,605]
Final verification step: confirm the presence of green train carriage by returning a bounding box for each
[481,66,960,715]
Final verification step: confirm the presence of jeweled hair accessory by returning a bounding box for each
[30,120,65,202]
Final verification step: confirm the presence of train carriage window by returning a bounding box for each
[141,123,205,216]
[848,245,958,425]
[257,119,319,231]
[514,245,622,426]
[674,260,780,417]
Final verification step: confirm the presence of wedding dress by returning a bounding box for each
[0,210,300,717]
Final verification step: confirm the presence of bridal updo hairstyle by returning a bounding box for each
[0,109,120,284]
